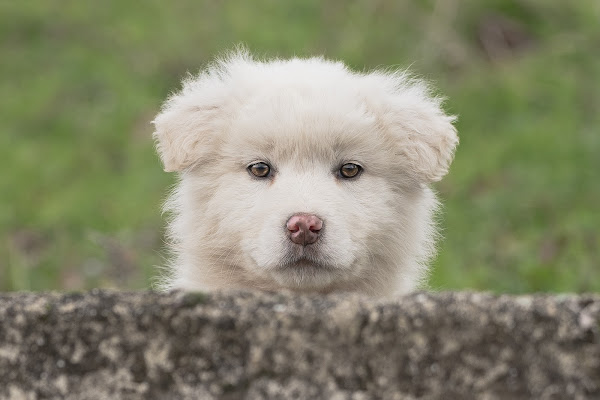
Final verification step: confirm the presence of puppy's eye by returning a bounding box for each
[339,163,362,179]
[248,162,271,178]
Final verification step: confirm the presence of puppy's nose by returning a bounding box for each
[286,214,323,245]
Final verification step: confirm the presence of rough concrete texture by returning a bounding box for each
[0,290,598,400]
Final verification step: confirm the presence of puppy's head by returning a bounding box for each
[153,51,458,294]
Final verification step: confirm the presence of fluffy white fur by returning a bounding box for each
[153,50,458,297]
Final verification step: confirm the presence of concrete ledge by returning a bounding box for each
[0,290,598,399]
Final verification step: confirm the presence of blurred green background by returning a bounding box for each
[1,0,598,293]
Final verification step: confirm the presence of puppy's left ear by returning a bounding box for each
[377,83,458,183]
[152,98,223,172]
[152,77,229,173]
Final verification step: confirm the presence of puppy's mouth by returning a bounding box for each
[263,243,350,289]
[275,245,335,271]
[278,258,333,271]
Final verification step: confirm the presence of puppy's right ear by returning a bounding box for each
[364,73,458,183]
[152,87,225,172]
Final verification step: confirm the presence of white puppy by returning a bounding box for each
[153,50,458,296]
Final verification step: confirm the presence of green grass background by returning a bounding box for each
[1,0,598,292]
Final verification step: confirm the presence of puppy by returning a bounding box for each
[153,50,458,296]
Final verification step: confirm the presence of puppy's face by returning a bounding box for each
[153,52,458,294]
[200,93,407,290]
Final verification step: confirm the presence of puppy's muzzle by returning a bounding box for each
[286,214,323,245]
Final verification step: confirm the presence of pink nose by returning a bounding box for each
[286,214,323,245]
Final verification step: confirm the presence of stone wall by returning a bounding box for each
[1,290,598,399]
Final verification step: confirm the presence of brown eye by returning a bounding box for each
[339,163,361,179]
[248,162,271,178]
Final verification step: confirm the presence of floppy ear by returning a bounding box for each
[152,81,227,172]
[392,104,458,183]
[378,82,458,183]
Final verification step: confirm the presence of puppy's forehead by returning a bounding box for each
[225,89,380,162]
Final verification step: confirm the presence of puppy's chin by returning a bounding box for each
[269,260,340,290]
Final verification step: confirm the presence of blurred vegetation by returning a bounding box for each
[1,0,598,292]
